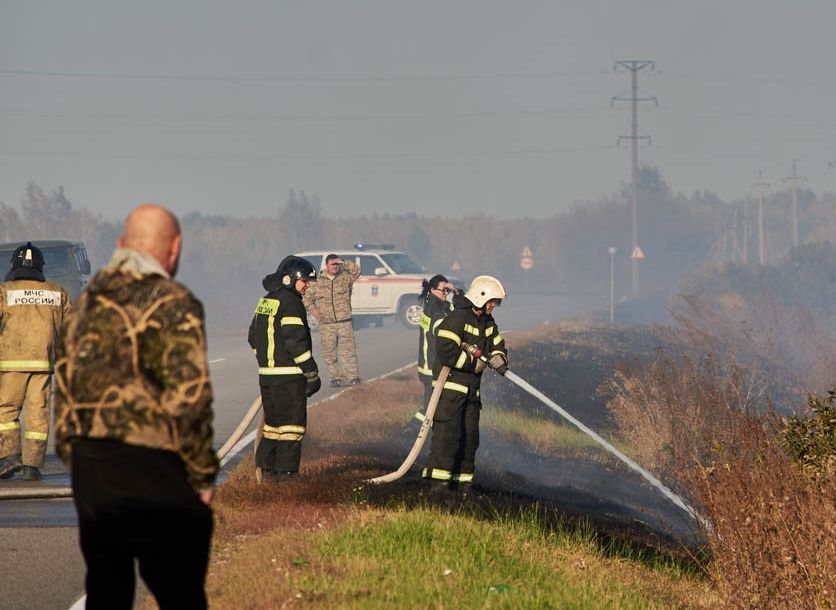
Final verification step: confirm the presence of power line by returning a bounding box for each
[6,66,836,88]
[0,106,612,123]
[0,144,613,161]
[0,67,608,84]
[661,70,836,89]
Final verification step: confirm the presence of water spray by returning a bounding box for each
[502,368,710,529]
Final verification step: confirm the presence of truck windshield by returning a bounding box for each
[41,249,75,275]
[380,253,424,274]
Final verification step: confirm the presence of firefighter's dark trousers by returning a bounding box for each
[424,390,480,485]
[71,439,213,610]
[256,376,307,474]
[421,377,434,410]
[404,376,434,434]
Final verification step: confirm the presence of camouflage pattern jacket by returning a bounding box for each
[0,278,71,372]
[303,259,360,324]
[54,249,218,490]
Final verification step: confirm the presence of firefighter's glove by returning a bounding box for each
[473,356,487,375]
[488,352,508,376]
[303,371,321,397]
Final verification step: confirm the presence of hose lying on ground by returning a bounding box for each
[0,486,73,500]
[216,396,263,461]
[366,366,450,484]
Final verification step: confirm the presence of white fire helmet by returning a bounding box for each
[464,275,507,308]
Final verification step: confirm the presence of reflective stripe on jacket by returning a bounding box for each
[0,279,71,372]
[432,298,506,396]
[417,294,452,380]
[249,283,317,381]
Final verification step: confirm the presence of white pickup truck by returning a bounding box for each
[296,245,461,328]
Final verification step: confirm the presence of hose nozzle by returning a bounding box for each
[461,342,485,361]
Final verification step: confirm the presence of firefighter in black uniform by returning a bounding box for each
[423,275,508,488]
[248,256,321,481]
[416,274,456,418]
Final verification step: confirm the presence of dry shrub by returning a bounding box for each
[608,355,836,609]
[607,353,764,476]
[693,429,836,610]
[670,291,836,408]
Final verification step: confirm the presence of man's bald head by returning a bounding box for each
[117,204,183,276]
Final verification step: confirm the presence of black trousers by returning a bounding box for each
[421,377,434,410]
[402,377,434,437]
[256,376,307,474]
[71,439,213,610]
[425,391,481,483]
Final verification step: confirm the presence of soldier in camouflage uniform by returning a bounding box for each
[303,254,361,386]
[54,204,218,610]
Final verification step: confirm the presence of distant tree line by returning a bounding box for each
[2,170,833,328]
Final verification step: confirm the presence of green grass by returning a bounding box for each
[481,405,618,463]
[289,508,711,609]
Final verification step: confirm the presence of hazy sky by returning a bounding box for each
[2,1,835,220]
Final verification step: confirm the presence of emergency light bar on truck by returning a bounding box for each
[353,243,395,251]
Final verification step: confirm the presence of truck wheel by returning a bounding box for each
[399,299,423,328]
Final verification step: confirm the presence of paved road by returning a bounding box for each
[0,293,584,610]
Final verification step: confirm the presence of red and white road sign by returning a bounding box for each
[631,246,646,260]
[520,245,534,270]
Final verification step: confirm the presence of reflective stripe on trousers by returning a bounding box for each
[422,468,473,483]
[262,424,306,442]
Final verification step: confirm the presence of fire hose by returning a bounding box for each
[366,366,450,484]
[217,395,263,465]
[368,344,708,528]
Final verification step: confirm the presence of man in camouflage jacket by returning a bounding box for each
[54,204,217,610]
[303,254,361,386]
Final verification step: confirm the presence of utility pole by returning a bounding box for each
[731,206,739,262]
[742,200,749,264]
[608,247,617,324]
[612,60,656,295]
[782,159,805,248]
[753,172,769,265]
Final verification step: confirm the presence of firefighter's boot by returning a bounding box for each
[0,454,22,479]
[20,466,42,481]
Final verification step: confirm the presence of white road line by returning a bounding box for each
[209,358,226,364]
